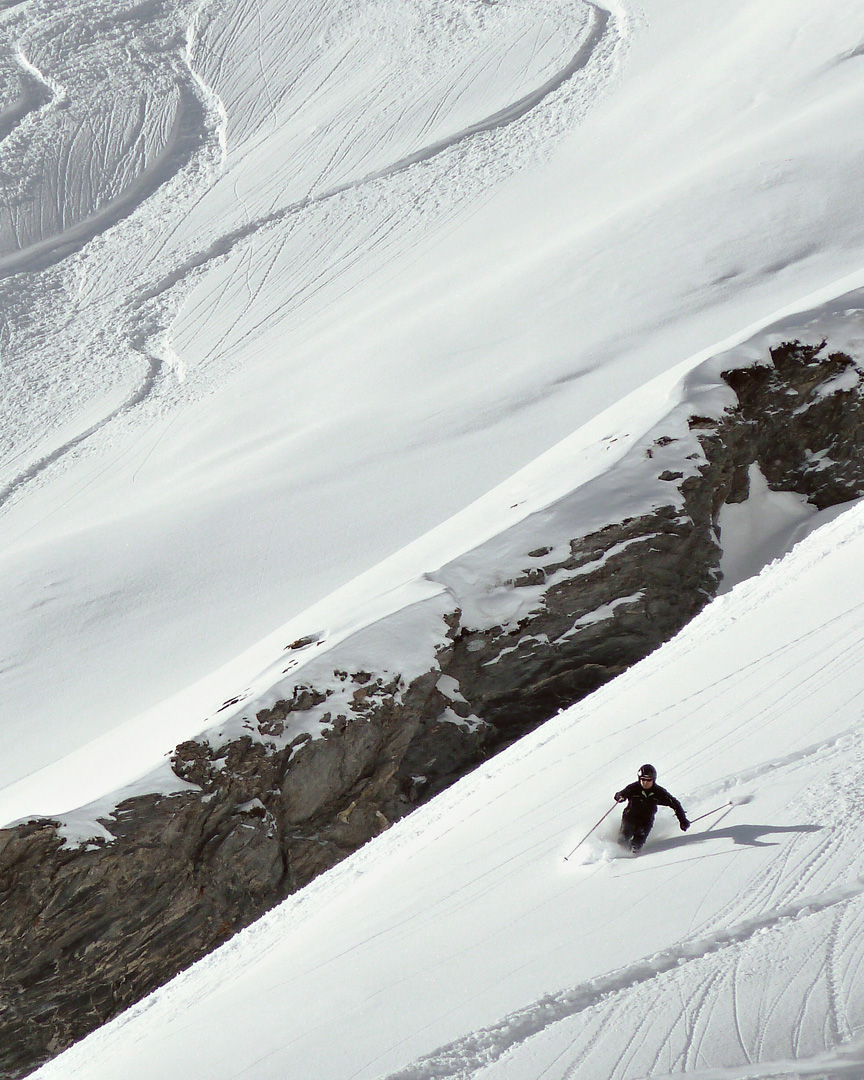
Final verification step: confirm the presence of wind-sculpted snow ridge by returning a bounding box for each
[0,0,630,785]
[153,0,620,382]
[0,0,616,515]
[0,85,206,279]
[0,0,229,518]
[0,0,236,508]
[8,0,864,805]
[0,57,52,144]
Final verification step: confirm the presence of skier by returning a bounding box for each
[614,764,689,852]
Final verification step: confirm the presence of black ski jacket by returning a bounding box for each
[614,781,687,826]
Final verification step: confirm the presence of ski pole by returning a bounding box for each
[688,792,754,825]
[563,803,618,861]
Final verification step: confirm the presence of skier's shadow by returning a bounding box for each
[647,822,824,853]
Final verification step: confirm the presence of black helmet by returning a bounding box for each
[638,763,657,780]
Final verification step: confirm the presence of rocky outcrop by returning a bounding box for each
[0,793,284,1076]
[0,668,484,1078]
[2,339,864,1078]
[445,340,864,742]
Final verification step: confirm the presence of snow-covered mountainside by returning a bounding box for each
[30,466,864,1080]
[3,0,864,1075]
[4,0,864,813]
[5,295,864,1075]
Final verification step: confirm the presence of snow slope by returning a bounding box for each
[4,0,864,804]
[6,0,864,1074]
[32,474,864,1080]
[3,274,862,831]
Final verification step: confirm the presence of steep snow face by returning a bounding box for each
[2,0,864,797]
[6,315,864,1080]
[0,0,612,787]
[30,480,864,1080]
[3,1,864,1073]
[4,290,863,834]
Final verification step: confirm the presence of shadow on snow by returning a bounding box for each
[647,822,824,853]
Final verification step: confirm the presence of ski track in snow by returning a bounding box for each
[370,549,864,1079]
[34,496,864,1080]
[381,880,864,1080]
[0,52,52,143]
[157,0,622,378]
[0,0,230,510]
[0,0,617,516]
[0,0,226,507]
[384,780,864,1080]
[0,2,212,279]
[132,2,612,308]
[12,4,864,1074]
[0,79,205,278]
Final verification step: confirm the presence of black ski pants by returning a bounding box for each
[619,812,654,852]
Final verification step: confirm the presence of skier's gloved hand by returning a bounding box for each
[614,793,626,803]
[679,818,690,832]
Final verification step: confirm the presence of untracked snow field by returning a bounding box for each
[4,0,864,1075]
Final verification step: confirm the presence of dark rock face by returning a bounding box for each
[0,670,481,1078]
[438,502,712,744]
[439,341,864,745]
[0,792,285,1078]
[721,341,864,509]
[2,340,864,1078]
